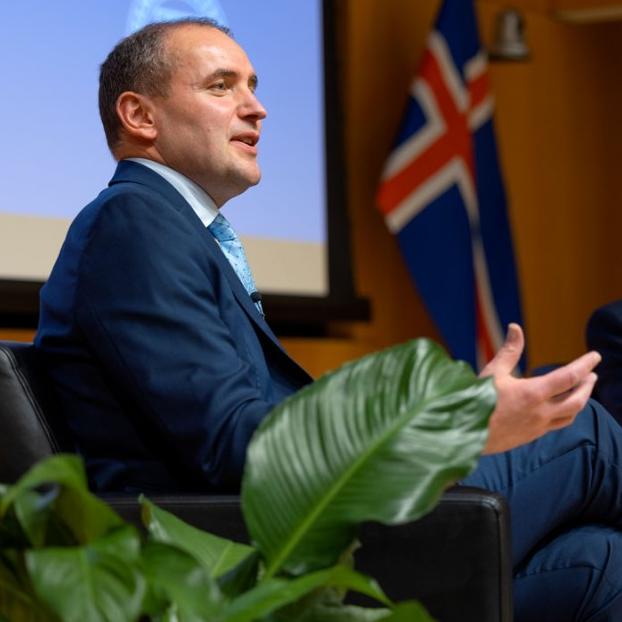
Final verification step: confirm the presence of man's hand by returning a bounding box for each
[481,323,600,454]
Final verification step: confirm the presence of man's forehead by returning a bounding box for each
[166,24,253,69]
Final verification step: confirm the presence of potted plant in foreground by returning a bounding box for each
[0,339,496,621]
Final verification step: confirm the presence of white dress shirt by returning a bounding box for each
[126,157,219,228]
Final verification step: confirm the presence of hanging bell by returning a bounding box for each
[490,8,530,61]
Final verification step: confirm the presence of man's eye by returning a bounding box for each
[211,81,227,91]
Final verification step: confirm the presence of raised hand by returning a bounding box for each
[480,324,600,454]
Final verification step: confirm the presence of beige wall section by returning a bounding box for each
[5,1,622,378]
[0,212,329,297]
[0,214,68,280]
[242,237,328,296]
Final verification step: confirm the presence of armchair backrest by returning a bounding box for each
[0,341,66,483]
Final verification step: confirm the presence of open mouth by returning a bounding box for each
[231,133,259,150]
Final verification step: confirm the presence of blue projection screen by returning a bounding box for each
[0,0,327,296]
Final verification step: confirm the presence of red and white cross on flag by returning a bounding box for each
[377,0,525,372]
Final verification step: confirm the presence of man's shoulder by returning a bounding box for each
[75,159,184,217]
[82,176,169,216]
[48,175,204,294]
[70,175,189,240]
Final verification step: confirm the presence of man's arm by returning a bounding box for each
[75,190,284,487]
[480,324,600,454]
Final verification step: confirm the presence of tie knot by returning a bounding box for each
[208,213,236,243]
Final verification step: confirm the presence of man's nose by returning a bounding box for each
[240,90,267,121]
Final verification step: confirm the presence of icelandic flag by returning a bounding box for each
[376,0,525,372]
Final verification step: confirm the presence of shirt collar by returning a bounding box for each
[126,158,219,228]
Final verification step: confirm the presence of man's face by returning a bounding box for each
[151,25,267,206]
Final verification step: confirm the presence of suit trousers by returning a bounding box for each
[462,399,622,622]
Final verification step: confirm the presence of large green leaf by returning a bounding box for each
[1,455,88,515]
[25,526,145,622]
[1,488,74,551]
[242,339,495,576]
[217,550,260,599]
[218,565,389,622]
[0,510,31,550]
[141,497,253,578]
[13,488,63,549]
[0,561,54,622]
[1,455,123,545]
[141,541,222,622]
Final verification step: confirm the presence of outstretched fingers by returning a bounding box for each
[483,347,601,454]
[533,351,601,402]
[546,372,599,430]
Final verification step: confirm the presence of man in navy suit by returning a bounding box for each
[35,19,622,619]
[35,19,313,493]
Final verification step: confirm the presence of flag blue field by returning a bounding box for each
[377,0,525,371]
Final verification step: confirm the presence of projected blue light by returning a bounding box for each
[0,1,324,244]
[126,0,229,35]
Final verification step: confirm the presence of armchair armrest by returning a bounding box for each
[355,486,512,622]
[103,494,249,543]
[104,486,512,622]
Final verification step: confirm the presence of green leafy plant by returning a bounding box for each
[0,339,495,621]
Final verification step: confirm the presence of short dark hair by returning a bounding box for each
[98,18,231,151]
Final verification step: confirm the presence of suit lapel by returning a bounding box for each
[202,234,312,381]
[108,161,311,379]
[201,227,281,343]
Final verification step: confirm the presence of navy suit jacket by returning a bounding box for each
[586,300,622,426]
[35,161,312,493]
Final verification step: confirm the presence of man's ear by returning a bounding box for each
[115,91,158,142]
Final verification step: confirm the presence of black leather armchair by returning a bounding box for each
[0,340,513,621]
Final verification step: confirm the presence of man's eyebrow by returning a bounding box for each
[206,68,237,81]
[205,69,259,89]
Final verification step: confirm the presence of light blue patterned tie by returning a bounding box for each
[208,213,263,315]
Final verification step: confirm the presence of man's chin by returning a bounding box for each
[242,166,261,188]
[221,171,261,203]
